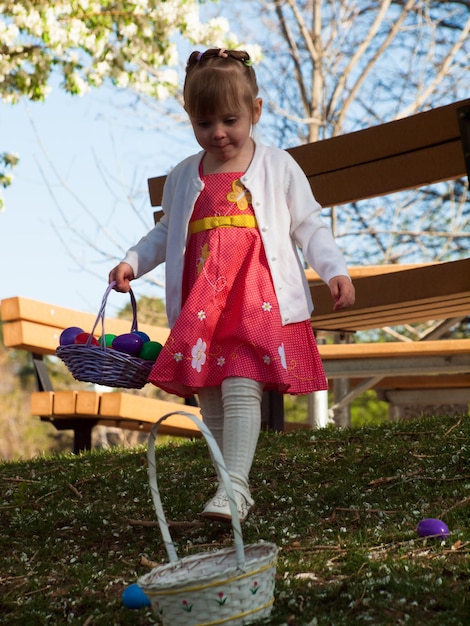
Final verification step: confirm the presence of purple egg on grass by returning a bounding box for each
[122,583,150,609]
[417,518,450,539]
[59,326,84,346]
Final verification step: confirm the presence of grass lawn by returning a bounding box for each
[1,414,469,625]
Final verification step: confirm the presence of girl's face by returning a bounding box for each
[189,98,262,166]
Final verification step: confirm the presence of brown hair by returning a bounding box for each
[184,48,259,120]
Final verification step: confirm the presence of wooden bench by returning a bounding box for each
[307,260,470,332]
[148,98,470,426]
[4,100,469,440]
[1,296,203,453]
[3,294,470,446]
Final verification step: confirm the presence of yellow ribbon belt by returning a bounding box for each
[188,214,257,235]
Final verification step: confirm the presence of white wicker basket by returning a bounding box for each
[138,412,279,626]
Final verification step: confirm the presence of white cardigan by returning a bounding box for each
[123,142,350,327]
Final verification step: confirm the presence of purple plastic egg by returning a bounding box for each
[417,518,450,539]
[59,326,84,346]
[112,333,144,356]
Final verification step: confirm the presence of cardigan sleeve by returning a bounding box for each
[122,216,169,279]
[121,160,182,277]
[286,155,350,284]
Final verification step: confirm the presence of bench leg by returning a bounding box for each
[72,423,93,454]
[261,391,284,431]
[42,418,95,454]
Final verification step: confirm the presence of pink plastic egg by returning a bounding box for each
[59,326,84,346]
[417,518,450,539]
[112,333,144,356]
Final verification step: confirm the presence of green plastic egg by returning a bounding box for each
[99,333,117,348]
[138,340,162,361]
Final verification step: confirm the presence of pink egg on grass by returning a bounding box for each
[417,518,450,539]
[59,326,84,346]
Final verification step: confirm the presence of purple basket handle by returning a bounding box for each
[87,281,139,347]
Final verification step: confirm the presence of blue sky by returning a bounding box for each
[1,81,201,317]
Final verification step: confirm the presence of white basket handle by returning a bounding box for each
[147,412,246,570]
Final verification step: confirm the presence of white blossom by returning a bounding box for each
[0,0,243,104]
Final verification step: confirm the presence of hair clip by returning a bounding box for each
[243,58,253,67]
[196,51,204,61]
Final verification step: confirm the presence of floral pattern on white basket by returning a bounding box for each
[137,411,279,626]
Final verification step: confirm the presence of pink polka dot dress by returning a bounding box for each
[148,170,328,397]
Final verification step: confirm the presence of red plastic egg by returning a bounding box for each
[417,518,450,539]
[112,333,143,356]
[74,332,99,346]
[59,326,84,346]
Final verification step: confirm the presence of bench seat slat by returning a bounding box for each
[306,263,436,283]
[30,390,203,438]
[318,338,470,359]
[310,258,470,331]
[75,391,101,414]
[53,390,79,414]
[31,391,54,416]
[31,391,102,417]
[312,258,470,309]
[351,374,470,390]
[100,391,201,424]
[93,418,202,438]
[312,300,470,331]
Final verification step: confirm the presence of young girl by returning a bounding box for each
[109,48,355,523]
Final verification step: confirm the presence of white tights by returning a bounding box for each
[198,377,263,502]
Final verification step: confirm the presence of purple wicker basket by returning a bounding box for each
[56,282,154,389]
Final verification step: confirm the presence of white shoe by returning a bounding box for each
[201,488,253,523]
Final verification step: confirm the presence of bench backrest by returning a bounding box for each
[146,99,470,332]
[308,258,470,331]
[1,296,169,354]
[148,98,470,209]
